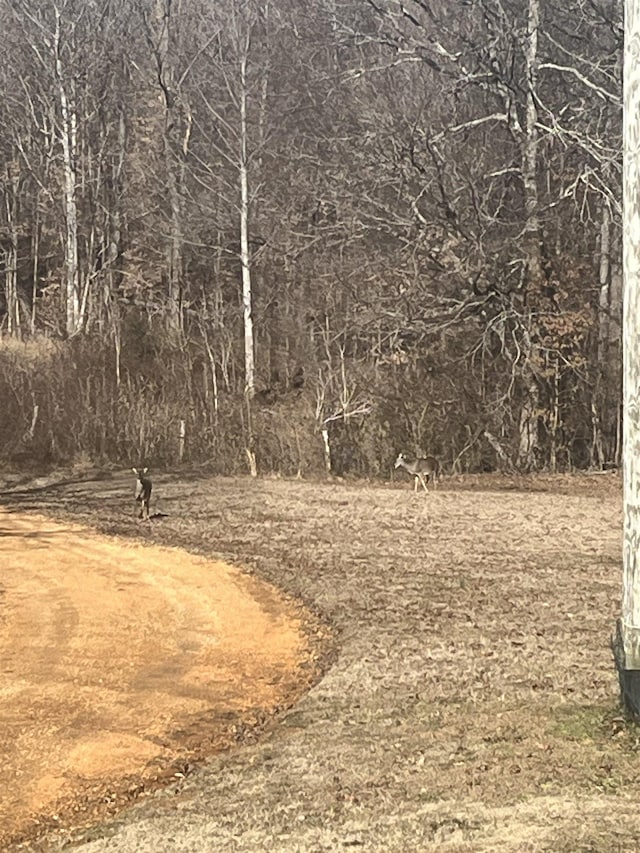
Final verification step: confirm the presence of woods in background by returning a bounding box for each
[0,0,623,476]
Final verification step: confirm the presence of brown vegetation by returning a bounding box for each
[0,0,624,476]
[0,470,635,852]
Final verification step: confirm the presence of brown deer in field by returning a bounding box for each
[394,453,440,493]
[132,467,152,520]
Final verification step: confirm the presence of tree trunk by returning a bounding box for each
[148,0,187,333]
[3,159,20,336]
[165,136,184,333]
[592,203,612,468]
[549,353,560,472]
[517,0,542,471]
[240,49,255,399]
[598,204,612,366]
[321,426,332,475]
[54,8,81,336]
[614,0,640,718]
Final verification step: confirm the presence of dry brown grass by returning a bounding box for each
[3,470,640,852]
[0,334,60,363]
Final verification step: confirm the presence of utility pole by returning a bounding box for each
[614,0,640,717]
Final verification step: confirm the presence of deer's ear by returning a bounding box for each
[142,467,148,474]
[132,468,138,474]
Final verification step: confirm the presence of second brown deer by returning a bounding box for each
[394,453,440,493]
[132,467,152,520]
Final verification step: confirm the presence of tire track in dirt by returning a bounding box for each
[0,508,314,849]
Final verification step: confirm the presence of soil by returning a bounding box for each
[0,502,319,850]
[1,468,639,853]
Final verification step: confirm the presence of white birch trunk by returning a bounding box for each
[616,0,640,711]
[54,8,81,336]
[522,0,541,279]
[321,427,332,476]
[239,50,255,399]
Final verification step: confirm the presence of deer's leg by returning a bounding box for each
[418,474,429,493]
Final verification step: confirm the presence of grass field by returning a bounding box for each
[3,469,640,852]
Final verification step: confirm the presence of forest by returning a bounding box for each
[0,0,623,477]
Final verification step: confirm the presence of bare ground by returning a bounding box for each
[2,469,639,852]
[0,505,319,851]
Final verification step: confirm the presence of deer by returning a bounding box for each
[132,467,152,520]
[394,453,440,493]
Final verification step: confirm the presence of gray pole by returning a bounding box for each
[614,0,640,716]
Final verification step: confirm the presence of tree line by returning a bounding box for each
[0,0,623,477]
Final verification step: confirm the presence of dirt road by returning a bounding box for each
[0,508,312,849]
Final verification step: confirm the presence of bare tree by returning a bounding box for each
[0,158,21,335]
[138,0,194,333]
[4,0,135,337]
[0,0,627,477]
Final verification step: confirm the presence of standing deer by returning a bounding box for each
[132,467,152,520]
[394,453,440,493]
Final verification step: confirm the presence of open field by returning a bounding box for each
[2,469,639,852]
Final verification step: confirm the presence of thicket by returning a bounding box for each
[0,0,624,477]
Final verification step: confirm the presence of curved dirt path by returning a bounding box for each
[0,508,312,849]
